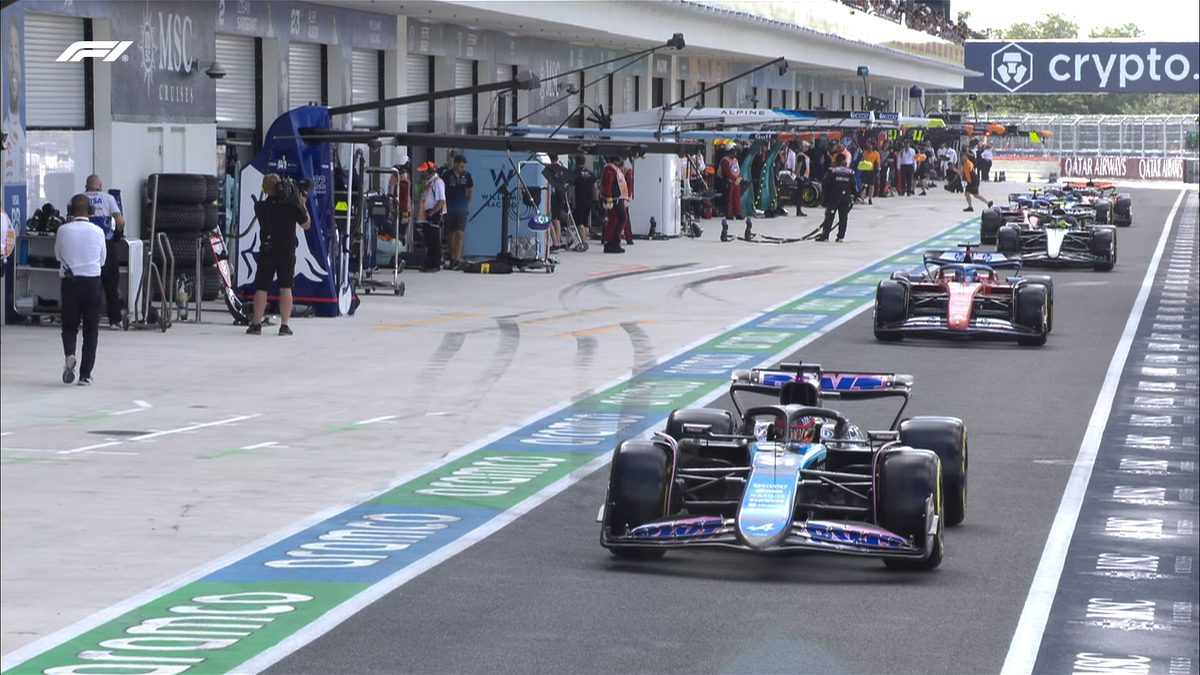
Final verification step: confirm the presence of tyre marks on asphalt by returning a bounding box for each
[668,266,786,300]
[574,335,598,370]
[557,263,695,306]
[620,320,657,372]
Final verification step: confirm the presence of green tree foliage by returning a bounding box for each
[956,15,1199,116]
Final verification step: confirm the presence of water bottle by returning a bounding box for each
[177,276,189,321]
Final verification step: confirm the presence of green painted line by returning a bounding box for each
[574,377,719,411]
[1,455,69,463]
[367,449,596,509]
[697,330,810,353]
[9,582,365,675]
[779,297,865,313]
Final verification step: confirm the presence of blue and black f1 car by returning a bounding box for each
[599,363,967,571]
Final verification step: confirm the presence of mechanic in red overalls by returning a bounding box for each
[720,142,743,220]
[600,156,629,254]
[621,158,635,245]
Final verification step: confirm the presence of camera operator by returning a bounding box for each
[247,173,311,336]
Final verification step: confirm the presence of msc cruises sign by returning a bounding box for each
[964,40,1200,94]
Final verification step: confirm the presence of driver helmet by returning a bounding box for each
[789,416,820,443]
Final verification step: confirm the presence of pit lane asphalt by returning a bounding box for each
[266,187,1192,675]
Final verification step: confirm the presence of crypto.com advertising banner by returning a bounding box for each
[964,40,1200,94]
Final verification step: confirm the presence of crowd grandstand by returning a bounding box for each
[839,0,978,43]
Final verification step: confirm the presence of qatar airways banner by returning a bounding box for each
[964,40,1200,94]
[1059,156,1186,181]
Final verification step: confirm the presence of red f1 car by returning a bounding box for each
[873,243,1053,346]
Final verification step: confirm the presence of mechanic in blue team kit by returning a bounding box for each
[247,173,311,336]
[814,153,856,243]
[84,174,126,331]
[568,154,595,251]
[441,154,473,270]
[54,194,106,386]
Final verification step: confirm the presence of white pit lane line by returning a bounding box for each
[1001,188,1189,675]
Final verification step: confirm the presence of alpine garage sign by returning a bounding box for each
[964,40,1200,94]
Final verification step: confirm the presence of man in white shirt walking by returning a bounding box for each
[54,194,107,385]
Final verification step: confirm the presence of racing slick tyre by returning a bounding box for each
[980,207,1001,245]
[1021,275,1054,333]
[1093,201,1110,224]
[1014,284,1049,346]
[876,448,944,571]
[606,440,673,560]
[147,173,211,204]
[1091,227,1116,271]
[799,182,823,208]
[873,280,908,342]
[666,408,738,442]
[899,417,967,526]
[1114,196,1132,226]
[996,224,1021,254]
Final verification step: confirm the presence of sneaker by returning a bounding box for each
[963,207,974,212]
[109,322,122,331]
[246,323,262,335]
[279,325,293,336]
[77,377,92,387]
[62,355,77,384]
[603,243,626,254]
[624,239,635,246]
[987,200,994,208]
[868,199,873,205]
[419,266,440,273]
[813,236,829,242]
[795,211,807,217]
[835,238,845,243]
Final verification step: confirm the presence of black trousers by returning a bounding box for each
[900,165,915,195]
[819,200,852,240]
[100,238,123,324]
[421,211,443,269]
[61,275,102,379]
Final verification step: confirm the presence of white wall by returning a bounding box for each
[107,122,217,239]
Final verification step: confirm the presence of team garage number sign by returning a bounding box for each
[964,40,1200,94]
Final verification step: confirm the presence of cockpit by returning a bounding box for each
[937,265,992,284]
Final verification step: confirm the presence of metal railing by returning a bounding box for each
[983,115,1198,158]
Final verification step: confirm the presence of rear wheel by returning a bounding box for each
[1094,201,1110,224]
[1015,284,1048,346]
[1114,196,1132,226]
[1021,275,1054,333]
[873,280,908,342]
[1091,227,1116,272]
[997,224,1021,254]
[876,449,944,571]
[980,207,1001,245]
[606,440,673,560]
[899,417,967,526]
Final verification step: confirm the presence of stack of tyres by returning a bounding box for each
[145,174,221,301]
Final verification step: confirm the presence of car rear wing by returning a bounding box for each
[922,249,1023,272]
[729,363,912,429]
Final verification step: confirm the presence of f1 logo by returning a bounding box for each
[56,41,134,63]
[991,42,1034,92]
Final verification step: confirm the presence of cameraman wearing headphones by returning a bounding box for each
[247,173,311,336]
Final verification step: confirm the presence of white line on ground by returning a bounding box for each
[56,414,262,455]
[241,442,279,450]
[355,415,398,425]
[642,265,730,280]
[1000,189,1188,675]
[110,400,153,416]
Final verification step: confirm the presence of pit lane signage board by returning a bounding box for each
[963,40,1200,94]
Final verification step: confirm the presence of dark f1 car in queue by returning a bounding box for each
[1058,180,1133,226]
[873,243,1053,346]
[994,207,1117,272]
[979,189,1097,244]
[599,363,967,571]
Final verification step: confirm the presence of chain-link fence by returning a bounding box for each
[987,115,1198,158]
